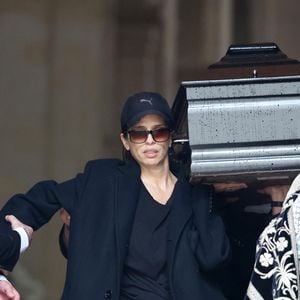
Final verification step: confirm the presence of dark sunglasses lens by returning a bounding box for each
[129,131,148,143]
[128,128,170,143]
[152,128,170,142]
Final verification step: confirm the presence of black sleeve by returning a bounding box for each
[0,232,20,271]
[0,159,94,231]
[0,161,93,270]
[0,179,78,270]
[190,184,231,271]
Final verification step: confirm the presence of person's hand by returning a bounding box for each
[213,182,248,193]
[60,209,70,227]
[258,185,290,216]
[60,209,71,247]
[5,215,33,242]
[258,185,290,201]
[0,280,20,300]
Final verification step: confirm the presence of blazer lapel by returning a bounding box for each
[114,161,141,265]
[167,175,192,266]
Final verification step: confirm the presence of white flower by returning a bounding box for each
[276,237,288,252]
[274,251,298,299]
[259,252,274,267]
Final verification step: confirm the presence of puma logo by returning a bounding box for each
[140,99,153,105]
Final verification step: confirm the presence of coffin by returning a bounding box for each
[172,43,300,185]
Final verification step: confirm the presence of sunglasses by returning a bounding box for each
[127,128,171,144]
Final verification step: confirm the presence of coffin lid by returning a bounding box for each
[199,42,300,80]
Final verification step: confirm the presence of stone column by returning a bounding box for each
[0,1,118,299]
[48,0,119,179]
[201,0,234,63]
[176,0,234,81]
[249,0,300,60]
[161,0,179,102]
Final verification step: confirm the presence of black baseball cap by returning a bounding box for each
[120,92,174,132]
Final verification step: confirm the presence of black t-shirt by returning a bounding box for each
[120,182,175,300]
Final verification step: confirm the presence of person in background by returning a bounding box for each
[214,184,289,299]
[0,91,245,299]
[246,177,300,299]
[0,216,33,300]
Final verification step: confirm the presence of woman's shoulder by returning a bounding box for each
[83,158,124,174]
[86,158,123,167]
[83,158,140,177]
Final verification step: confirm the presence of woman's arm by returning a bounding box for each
[190,185,231,271]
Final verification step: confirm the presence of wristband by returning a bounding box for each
[271,201,283,207]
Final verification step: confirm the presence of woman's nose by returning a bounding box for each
[145,132,155,144]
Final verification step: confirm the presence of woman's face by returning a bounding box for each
[120,114,171,169]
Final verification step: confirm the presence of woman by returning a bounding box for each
[0,92,241,299]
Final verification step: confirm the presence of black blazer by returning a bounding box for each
[0,159,230,299]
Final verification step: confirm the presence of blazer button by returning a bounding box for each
[104,290,112,299]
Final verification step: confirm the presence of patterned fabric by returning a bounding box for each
[246,180,300,300]
[293,196,300,258]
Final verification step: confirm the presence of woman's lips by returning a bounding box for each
[143,149,158,158]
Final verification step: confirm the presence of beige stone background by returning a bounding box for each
[1,0,300,299]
